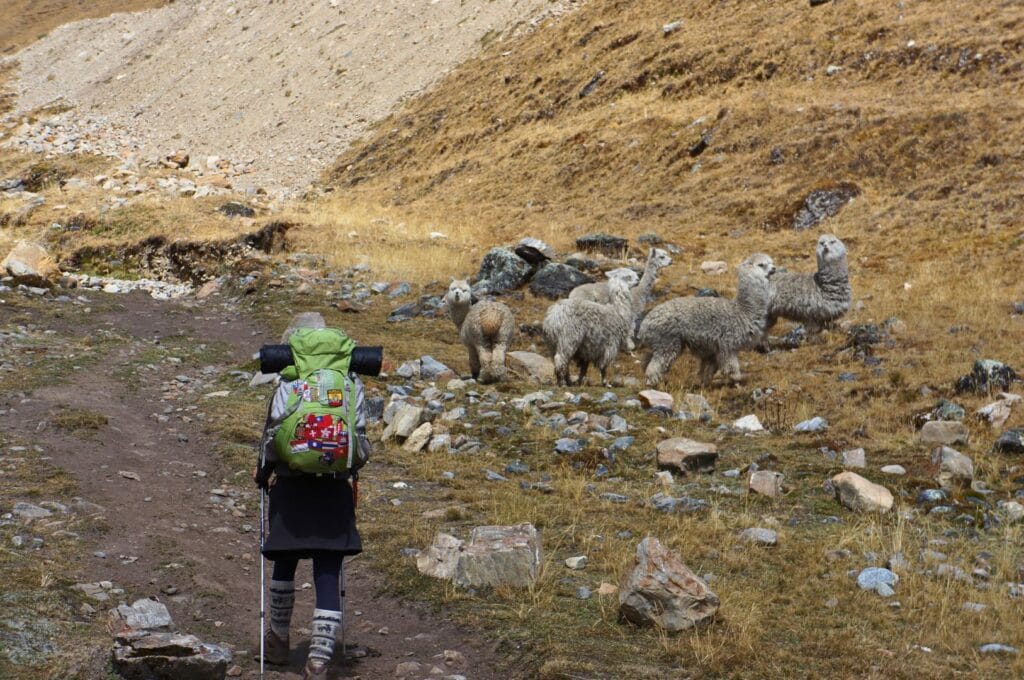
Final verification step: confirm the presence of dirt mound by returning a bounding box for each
[9,0,568,194]
[327,0,1024,252]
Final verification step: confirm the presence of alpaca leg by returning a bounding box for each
[477,346,495,383]
[698,357,714,387]
[492,343,507,381]
[804,320,824,344]
[574,358,589,386]
[553,352,569,386]
[720,352,742,384]
[467,345,481,380]
[644,349,675,386]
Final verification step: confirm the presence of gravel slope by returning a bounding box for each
[9,0,564,194]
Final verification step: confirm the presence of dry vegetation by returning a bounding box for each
[0,0,167,55]
[2,0,1024,677]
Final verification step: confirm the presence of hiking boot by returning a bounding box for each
[262,628,290,666]
[302,658,329,680]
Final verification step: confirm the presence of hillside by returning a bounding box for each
[8,0,567,194]
[3,1,1024,679]
[328,0,1023,262]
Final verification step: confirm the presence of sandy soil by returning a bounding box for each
[8,0,562,195]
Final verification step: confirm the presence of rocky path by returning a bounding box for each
[0,289,502,679]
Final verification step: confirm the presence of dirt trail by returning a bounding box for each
[0,292,503,679]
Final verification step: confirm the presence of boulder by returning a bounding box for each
[452,524,542,589]
[575,233,628,257]
[732,414,764,433]
[382,404,425,441]
[474,247,533,294]
[419,356,455,381]
[528,262,594,299]
[955,359,1018,395]
[831,472,893,513]
[700,260,727,276]
[857,567,898,597]
[739,528,778,546]
[748,470,784,498]
[638,390,673,410]
[656,438,718,474]
[507,351,555,383]
[792,183,860,230]
[976,394,1019,428]
[112,633,232,680]
[841,448,866,468]
[402,422,433,452]
[930,446,973,489]
[995,428,1024,454]
[2,241,61,286]
[416,533,464,580]
[618,537,719,631]
[108,599,174,635]
[919,420,968,446]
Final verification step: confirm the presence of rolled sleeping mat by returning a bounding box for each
[257,344,384,377]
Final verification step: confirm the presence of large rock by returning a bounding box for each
[656,438,718,474]
[575,233,628,257]
[995,428,1024,454]
[112,633,232,680]
[955,359,1018,395]
[108,599,174,635]
[618,537,719,631]
[919,420,968,446]
[638,390,673,410]
[2,240,61,286]
[402,422,433,452]
[416,533,464,580]
[977,394,1020,428]
[507,351,555,384]
[418,356,455,381]
[528,262,594,300]
[452,524,542,589]
[474,247,533,294]
[792,183,860,230]
[382,404,425,441]
[748,470,784,498]
[831,472,893,513]
[930,446,973,489]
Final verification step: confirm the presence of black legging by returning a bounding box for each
[271,551,344,610]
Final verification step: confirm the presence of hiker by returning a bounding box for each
[254,327,373,680]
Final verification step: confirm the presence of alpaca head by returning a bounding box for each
[648,247,673,270]
[446,279,472,307]
[816,234,848,270]
[605,267,640,287]
[741,252,776,282]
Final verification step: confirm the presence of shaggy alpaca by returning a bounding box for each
[766,233,851,341]
[543,276,633,386]
[639,254,776,386]
[445,279,515,384]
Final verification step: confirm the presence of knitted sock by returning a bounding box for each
[308,608,342,665]
[268,579,295,639]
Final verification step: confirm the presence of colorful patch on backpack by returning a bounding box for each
[290,413,349,466]
[326,389,344,407]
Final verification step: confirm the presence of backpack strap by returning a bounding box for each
[345,374,358,470]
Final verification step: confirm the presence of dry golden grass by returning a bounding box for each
[0,0,167,55]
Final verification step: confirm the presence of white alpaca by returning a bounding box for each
[543,276,633,386]
[639,254,776,386]
[445,280,515,384]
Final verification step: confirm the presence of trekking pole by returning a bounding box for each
[259,488,266,677]
[339,557,346,660]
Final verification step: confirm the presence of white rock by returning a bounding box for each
[565,556,588,570]
[832,472,893,513]
[733,414,764,433]
[748,470,784,498]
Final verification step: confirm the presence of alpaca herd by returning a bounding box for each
[445,234,851,388]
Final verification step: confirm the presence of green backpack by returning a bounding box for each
[271,327,360,474]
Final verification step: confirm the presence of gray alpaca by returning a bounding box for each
[445,279,515,384]
[543,276,633,386]
[639,253,776,386]
[767,233,851,340]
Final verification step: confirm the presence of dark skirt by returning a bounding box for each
[261,474,362,561]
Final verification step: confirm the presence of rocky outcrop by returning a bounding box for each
[618,537,719,631]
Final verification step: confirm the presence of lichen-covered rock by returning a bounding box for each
[452,524,542,589]
[474,247,533,294]
[112,633,232,680]
[619,537,719,631]
[955,359,1018,395]
[575,233,628,256]
[528,262,594,299]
